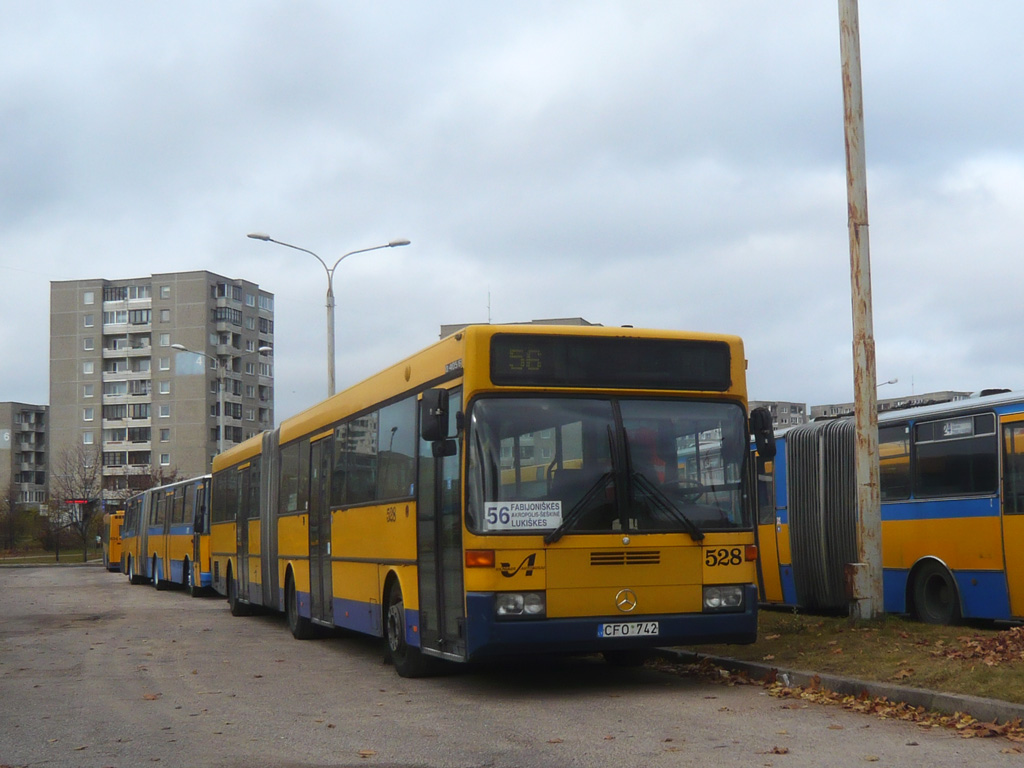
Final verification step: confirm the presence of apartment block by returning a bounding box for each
[0,402,48,508]
[748,400,808,430]
[49,272,274,502]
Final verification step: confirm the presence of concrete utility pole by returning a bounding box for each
[839,0,883,619]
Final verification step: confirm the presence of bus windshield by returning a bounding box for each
[466,397,749,536]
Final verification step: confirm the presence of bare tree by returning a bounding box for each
[49,444,104,562]
[102,465,183,509]
[0,481,32,551]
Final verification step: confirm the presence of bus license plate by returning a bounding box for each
[598,621,659,638]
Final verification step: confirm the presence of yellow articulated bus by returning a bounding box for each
[121,475,212,597]
[101,510,124,572]
[211,324,775,676]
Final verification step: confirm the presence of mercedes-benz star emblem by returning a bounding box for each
[615,588,638,613]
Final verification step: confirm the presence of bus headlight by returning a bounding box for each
[495,592,546,620]
[703,585,744,612]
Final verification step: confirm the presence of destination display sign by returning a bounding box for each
[490,333,732,391]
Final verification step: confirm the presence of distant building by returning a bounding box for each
[748,401,808,430]
[0,402,48,508]
[810,391,972,420]
[440,317,600,338]
[49,271,275,504]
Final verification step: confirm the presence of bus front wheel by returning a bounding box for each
[285,574,315,640]
[912,561,961,625]
[385,584,436,678]
[127,557,146,586]
[185,559,203,598]
[226,567,250,616]
[153,557,169,591]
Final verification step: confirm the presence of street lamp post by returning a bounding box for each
[247,233,410,397]
[172,343,272,455]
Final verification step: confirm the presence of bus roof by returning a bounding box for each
[219,324,747,458]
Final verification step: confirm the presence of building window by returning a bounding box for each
[160,428,171,442]
[159,333,170,346]
[245,293,256,307]
[83,338,94,351]
[83,291,95,305]
[160,453,170,466]
[160,285,170,299]
[259,295,273,311]
[160,309,170,323]
[83,361,94,375]
[84,314,94,328]
[158,404,170,418]
[158,357,170,371]
[83,384,94,398]
[82,431,94,445]
[159,381,171,395]
[83,407,94,422]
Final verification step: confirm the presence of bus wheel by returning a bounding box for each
[384,584,436,678]
[603,649,651,668]
[285,573,315,640]
[912,561,961,625]
[128,557,145,586]
[226,567,250,616]
[185,559,203,598]
[153,557,169,591]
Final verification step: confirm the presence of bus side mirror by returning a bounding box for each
[750,407,777,459]
[421,388,450,442]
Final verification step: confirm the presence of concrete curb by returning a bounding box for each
[0,561,104,568]
[655,648,1024,725]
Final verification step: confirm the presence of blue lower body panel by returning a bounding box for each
[463,584,759,660]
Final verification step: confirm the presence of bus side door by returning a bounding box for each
[1000,415,1024,618]
[309,434,333,625]
[417,388,465,659]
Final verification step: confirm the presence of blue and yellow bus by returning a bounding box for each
[211,324,775,676]
[120,475,212,597]
[756,390,1024,624]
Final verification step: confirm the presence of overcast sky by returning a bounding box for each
[3,2,1024,422]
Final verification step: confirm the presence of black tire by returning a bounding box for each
[127,557,146,585]
[385,583,437,678]
[185,559,203,598]
[912,561,961,625]
[603,649,651,668]
[285,574,316,640]
[227,567,251,616]
[153,556,169,591]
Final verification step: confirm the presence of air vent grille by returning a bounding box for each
[590,550,660,566]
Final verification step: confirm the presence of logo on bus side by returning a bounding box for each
[500,553,537,578]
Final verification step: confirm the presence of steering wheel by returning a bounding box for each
[672,478,707,503]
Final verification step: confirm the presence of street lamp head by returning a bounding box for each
[170,344,189,352]
[247,232,271,241]
[388,239,411,248]
[257,346,273,354]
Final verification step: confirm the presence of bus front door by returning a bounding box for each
[237,466,251,599]
[416,389,465,660]
[309,436,333,625]
[1001,416,1024,618]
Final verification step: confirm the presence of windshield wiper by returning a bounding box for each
[544,472,613,545]
[631,472,705,541]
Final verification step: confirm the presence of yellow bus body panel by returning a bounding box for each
[882,515,1004,571]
